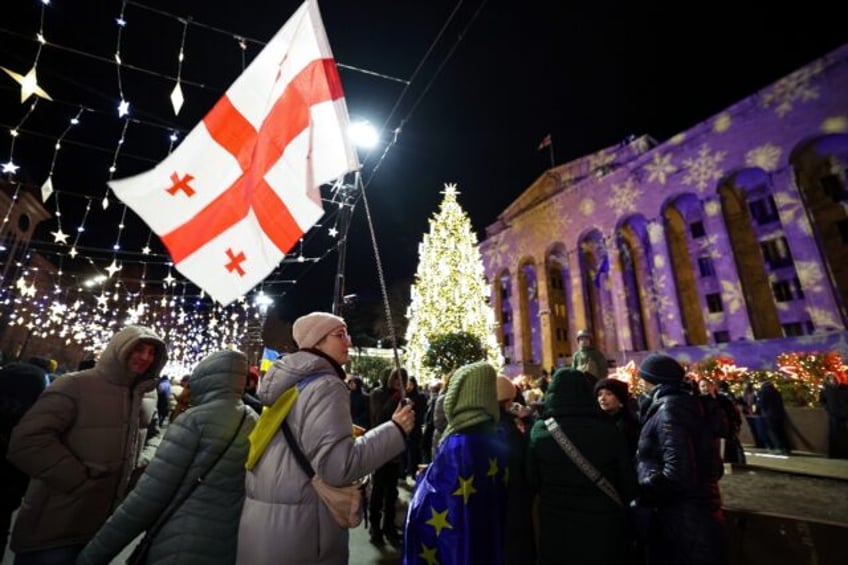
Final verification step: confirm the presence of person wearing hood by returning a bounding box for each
[237,312,414,565]
[403,361,508,565]
[635,354,726,565]
[527,368,638,564]
[77,349,258,564]
[7,325,167,565]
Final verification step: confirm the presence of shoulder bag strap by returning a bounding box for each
[145,407,248,538]
[544,417,623,507]
[281,420,315,478]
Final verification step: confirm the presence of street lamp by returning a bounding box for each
[332,120,379,316]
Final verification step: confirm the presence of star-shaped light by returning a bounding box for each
[424,507,453,537]
[1,66,53,103]
[141,245,151,255]
[328,226,338,238]
[68,246,78,258]
[2,161,20,174]
[163,272,176,286]
[105,260,122,278]
[170,82,184,115]
[117,99,130,117]
[96,292,109,309]
[442,182,459,196]
[50,229,69,244]
[452,474,477,505]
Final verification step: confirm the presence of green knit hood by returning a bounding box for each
[442,361,499,439]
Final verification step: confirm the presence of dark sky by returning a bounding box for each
[2,0,846,322]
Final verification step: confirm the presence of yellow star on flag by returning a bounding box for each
[452,474,477,505]
[487,457,499,478]
[425,507,453,537]
[419,543,439,565]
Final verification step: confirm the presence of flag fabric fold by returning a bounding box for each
[109,0,358,305]
[537,133,552,150]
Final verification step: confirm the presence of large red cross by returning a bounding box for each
[161,58,344,270]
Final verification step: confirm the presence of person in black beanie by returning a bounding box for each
[635,353,727,565]
[595,377,641,459]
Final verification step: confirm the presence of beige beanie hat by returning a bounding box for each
[292,312,346,349]
[496,375,517,402]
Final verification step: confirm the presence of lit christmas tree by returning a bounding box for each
[405,183,503,381]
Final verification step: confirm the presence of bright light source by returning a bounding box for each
[349,121,378,149]
[83,274,107,288]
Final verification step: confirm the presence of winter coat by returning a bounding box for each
[527,369,637,565]
[237,350,407,565]
[7,325,167,553]
[636,383,726,565]
[498,408,536,565]
[77,350,258,565]
[571,347,608,380]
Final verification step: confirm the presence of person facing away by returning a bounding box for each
[757,381,790,454]
[156,374,172,426]
[237,312,415,565]
[571,329,608,380]
[403,361,508,565]
[527,368,638,565]
[635,354,727,565]
[495,375,536,565]
[0,359,49,554]
[594,377,641,460]
[368,367,408,546]
[347,376,370,430]
[6,325,167,565]
[77,349,258,564]
[820,373,848,458]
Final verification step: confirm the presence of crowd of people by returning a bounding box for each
[0,316,846,564]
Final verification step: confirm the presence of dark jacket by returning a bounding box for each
[527,369,637,565]
[636,383,726,565]
[498,408,535,565]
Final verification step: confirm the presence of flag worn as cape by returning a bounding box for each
[109,0,359,305]
[403,429,508,565]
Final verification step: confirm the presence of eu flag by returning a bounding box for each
[403,429,508,565]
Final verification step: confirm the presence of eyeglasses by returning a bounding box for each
[329,330,350,340]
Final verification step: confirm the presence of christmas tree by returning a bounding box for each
[405,183,503,381]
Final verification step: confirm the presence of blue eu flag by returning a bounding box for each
[403,429,507,565]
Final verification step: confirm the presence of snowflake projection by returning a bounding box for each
[551,198,574,231]
[681,144,726,192]
[773,189,813,237]
[720,280,744,315]
[646,271,674,319]
[669,133,687,145]
[606,176,643,215]
[698,233,721,259]
[602,308,617,342]
[513,201,567,249]
[713,113,732,133]
[653,254,666,270]
[579,197,596,216]
[647,221,664,245]
[704,199,721,217]
[644,152,677,186]
[745,143,783,172]
[481,231,511,274]
[822,115,848,134]
[588,149,615,172]
[795,259,826,295]
[808,306,841,331]
[760,61,823,118]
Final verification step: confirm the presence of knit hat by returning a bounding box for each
[442,361,499,439]
[594,377,629,406]
[292,312,346,349]
[638,353,685,385]
[496,375,516,402]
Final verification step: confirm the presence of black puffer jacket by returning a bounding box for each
[636,383,726,564]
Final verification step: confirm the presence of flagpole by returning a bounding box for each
[548,138,555,168]
[332,175,356,316]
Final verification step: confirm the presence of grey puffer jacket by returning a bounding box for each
[237,350,407,565]
[77,350,258,565]
[8,325,166,553]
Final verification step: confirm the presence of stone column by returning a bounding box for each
[647,220,686,347]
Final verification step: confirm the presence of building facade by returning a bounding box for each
[480,44,848,376]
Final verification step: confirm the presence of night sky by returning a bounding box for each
[1,0,846,323]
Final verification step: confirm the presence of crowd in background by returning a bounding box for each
[0,316,847,565]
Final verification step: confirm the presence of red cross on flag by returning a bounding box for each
[109,0,358,305]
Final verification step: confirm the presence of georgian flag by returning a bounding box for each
[109,0,358,305]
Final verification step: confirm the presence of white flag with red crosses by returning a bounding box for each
[109,0,359,305]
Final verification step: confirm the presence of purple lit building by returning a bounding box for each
[480,44,848,376]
